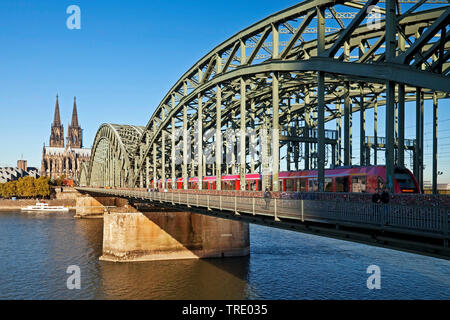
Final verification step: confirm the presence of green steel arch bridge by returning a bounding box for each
[77,0,450,260]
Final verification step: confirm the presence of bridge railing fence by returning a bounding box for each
[78,187,449,239]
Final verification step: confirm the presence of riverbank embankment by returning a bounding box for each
[0,187,80,211]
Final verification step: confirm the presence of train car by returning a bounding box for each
[154,165,419,194]
[188,177,199,189]
[177,178,184,189]
[170,173,263,191]
[392,167,420,193]
[220,173,263,191]
[221,175,240,190]
[278,165,420,194]
[246,173,262,191]
[202,176,217,190]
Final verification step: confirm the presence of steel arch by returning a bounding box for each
[86,124,144,187]
[86,1,450,193]
[79,162,89,187]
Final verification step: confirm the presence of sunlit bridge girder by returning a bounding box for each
[85,0,449,194]
[84,124,144,187]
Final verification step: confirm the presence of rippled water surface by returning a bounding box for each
[0,210,449,299]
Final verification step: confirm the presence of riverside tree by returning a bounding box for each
[0,176,51,199]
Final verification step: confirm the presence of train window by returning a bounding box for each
[335,177,349,192]
[395,172,416,191]
[248,180,257,191]
[325,178,333,192]
[285,179,294,192]
[351,176,367,193]
[306,178,332,191]
[296,179,306,191]
[377,176,385,191]
[250,180,261,191]
[308,179,318,192]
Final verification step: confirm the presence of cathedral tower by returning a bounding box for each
[49,95,64,148]
[42,95,91,180]
[67,96,83,148]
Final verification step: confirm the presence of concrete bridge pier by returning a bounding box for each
[101,207,250,262]
[75,194,130,218]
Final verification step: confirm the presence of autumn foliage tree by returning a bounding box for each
[0,176,51,199]
[0,181,17,198]
[35,177,51,198]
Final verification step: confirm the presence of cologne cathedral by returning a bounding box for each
[40,95,91,181]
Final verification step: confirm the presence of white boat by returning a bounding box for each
[21,202,69,212]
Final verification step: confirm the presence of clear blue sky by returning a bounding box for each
[0,0,448,184]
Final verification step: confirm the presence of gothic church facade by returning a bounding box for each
[41,95,91,181]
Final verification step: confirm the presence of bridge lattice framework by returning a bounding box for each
[80,0,450,194]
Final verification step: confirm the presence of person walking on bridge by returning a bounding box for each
[264,188,272,210]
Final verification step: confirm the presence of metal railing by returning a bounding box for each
[77,187,449,239]
[365,136,415,148]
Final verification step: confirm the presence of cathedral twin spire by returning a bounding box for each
[49,95,82,148]
[71,96,79,128]
[53,94,61,126]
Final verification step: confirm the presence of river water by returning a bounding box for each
[0,210,449,300]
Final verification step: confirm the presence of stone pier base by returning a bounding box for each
[100,210,250,262]
[75,195,130,218]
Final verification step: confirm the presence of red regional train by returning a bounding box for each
[151,165,420,194]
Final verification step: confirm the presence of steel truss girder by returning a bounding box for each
[87,124,145,187]
[85,1,450,188]
[140,59,450,154]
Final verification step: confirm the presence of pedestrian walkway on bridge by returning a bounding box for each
[77,187,450,260]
